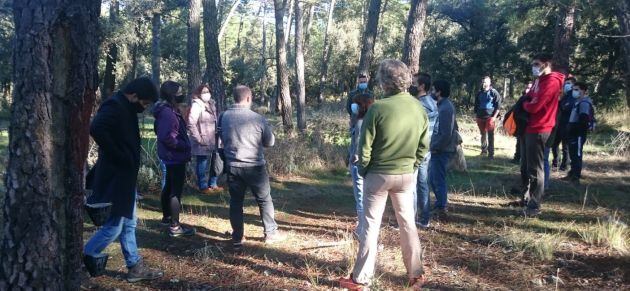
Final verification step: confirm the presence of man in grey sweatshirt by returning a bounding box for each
[220,85,286,250]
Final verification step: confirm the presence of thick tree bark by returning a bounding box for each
[274,0,294,133]
[260,0,270,109]
[284,0,294,44]
[187,0,202,96]
[103,0,119,100]
[0,0,100,289]
[152,13,162,85]
[552,0,576,75]
[303,4,315,57]
[357,0,382,78]
[203,0,227,112]
[294,0,306,132]
[317,0,336,104]
[402,0,427,75]
[616,0,630,108]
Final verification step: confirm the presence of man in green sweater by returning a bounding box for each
[340,59,429,290]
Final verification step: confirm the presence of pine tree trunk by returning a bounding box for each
[616,0,630,108]
[317,0,336,104]
[187,0,202,96]
[552,0,576,75]
[103,0,119,100]
[357,0,382,77]
[0,0,100,289]
[152,13,162,85]
[294,0,306,132]
[274,0,294,133]
[203,0,227,112]
[261,0,269,108]
[303,4,315,57]
[402,0,427,75]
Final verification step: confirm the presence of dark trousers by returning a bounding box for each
[227,165,278,241]
[568,133,587,179]
[551,133,570,168]
[520,133,550,210]
[513,138,521,161]
[161,163,186,226]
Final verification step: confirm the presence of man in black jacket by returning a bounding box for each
[83,77,163,282]
[551,76,576,170]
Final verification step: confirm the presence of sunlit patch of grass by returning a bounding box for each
[495,229,567,261]
[578,213,629,255]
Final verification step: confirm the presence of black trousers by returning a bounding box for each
[520,133,550,210]
[161,163,186,226]
[551,131,570,168]
[568,133,587,179]
[227,166,278,242]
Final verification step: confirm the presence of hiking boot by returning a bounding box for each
[339,275,366,291]
[168,225,196,237]
[200,187,221,195]
[264,231,287,244]
[127,259,163,283]
[160,217,171,226]
[523,208,541,218]
[83,254,108,277]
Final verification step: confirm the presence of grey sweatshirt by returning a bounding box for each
[430,98,457,153]
[220,104,275,167]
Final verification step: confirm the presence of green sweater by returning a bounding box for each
[358,92,429,176]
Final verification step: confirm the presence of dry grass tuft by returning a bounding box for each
[578,213,629,255]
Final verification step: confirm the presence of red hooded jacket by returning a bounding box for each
[523,72,565,134]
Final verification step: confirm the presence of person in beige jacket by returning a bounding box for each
[187,84,222,194]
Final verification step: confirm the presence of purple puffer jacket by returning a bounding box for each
[153,102,192,165]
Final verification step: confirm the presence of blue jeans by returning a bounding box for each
[195,155,218,190]
[84,201,140,268]
[544,147,550,190]
[415,153,431,224]
[429,152,451,209]
[351,165,366,235]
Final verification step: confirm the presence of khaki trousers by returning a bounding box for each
[352,173,423,284]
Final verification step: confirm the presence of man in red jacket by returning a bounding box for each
[521,54,565,217]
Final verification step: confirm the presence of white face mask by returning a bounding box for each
[351,103,359,115]
[564,83,573,93]
[532,66,542,77]
[201,93,211,102]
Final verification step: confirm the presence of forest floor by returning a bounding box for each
[1,103,629,290]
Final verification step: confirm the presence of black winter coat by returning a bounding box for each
[88,92,141,219]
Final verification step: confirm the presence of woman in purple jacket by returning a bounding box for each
[153,81,195,237]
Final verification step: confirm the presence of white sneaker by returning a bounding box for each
[416,221,430,229]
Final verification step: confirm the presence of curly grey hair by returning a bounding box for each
[376,59,412,95]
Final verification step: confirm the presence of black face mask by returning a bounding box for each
[133,102,147,113]
[408,85,419,97]
[174,95,185,104]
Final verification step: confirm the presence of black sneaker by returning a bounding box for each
[83,254,108,277]
[523,208,541,218]
[160,217,171,226]
[232,239,244,252]
[168,225,196,237]
[127,259,163,283]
